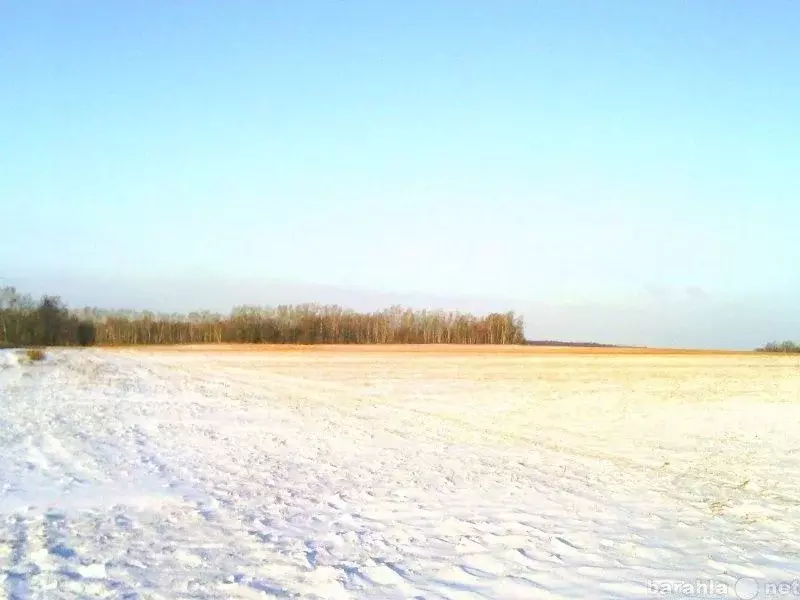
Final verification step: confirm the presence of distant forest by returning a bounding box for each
[756,341,800,354]
[0,286,526,347]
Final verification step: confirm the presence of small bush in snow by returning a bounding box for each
[25,348,47,362]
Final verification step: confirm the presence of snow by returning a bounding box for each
[1,347,800,599]
[0,351,20,369]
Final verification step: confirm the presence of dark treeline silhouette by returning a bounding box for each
[756,341,800,354]
[0,286,525,347]
[0,288,95,348]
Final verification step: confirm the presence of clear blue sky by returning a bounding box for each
[1,1,798,348]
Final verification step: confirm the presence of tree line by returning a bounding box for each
[756,340,800,354]
[0,286,526,347]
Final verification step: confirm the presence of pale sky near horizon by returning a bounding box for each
[1,2,798,349]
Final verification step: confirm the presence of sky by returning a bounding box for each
[1,1,798,349]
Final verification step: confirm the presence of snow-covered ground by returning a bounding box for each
[1,347,800,599]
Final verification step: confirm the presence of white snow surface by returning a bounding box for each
[1,347,800,599]
[0,351,20,369]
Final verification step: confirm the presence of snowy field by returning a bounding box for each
[1,347,800,599]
